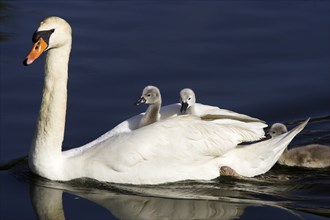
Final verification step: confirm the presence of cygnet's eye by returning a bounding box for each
[272,131,276,134]
[147,94,151,97]
[188,97,191,100]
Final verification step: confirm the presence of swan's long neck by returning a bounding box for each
[29,44,71,178]
[139,102,161,127]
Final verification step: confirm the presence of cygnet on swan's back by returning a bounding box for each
[84,87,269,152]
[179,88,196,115]
[268,123,330,168]
[179,88,265,123]
[135,85,162,128]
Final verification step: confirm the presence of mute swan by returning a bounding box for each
[22,16,308,184]
[268,123,330,168]
[134,85,161,127]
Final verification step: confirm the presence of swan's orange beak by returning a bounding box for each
[23,38,48,66]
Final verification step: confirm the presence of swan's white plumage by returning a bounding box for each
[25,16,308,184]
[217,119,309,176]
[64,115,275,184]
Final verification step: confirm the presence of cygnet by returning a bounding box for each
[268,123,330,168]
[135,85,162,127]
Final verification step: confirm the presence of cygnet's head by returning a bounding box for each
[23,16,72,66]
[180,88,196,114]
[135,85,161,106]
[268,123,288,137]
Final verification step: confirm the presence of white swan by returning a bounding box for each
[134,85,162,127]
[268,123,330,168]
[23,16,308,184]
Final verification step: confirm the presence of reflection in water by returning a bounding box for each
[30,178,247,220]
[106,197,244,219]
[30,185,65,220]
[27,172,319,220]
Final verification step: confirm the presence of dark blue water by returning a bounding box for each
[1,1,329,219]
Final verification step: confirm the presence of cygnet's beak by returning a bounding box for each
[23,38,48,66]
[134,97,146,106]
[180,102,189,113]
[265,133,272,139]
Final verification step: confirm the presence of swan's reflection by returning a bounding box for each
[29,178,247,220]
[8,160,322,219]
[82,193,246,220]
[30,185,65,220]
[8,158,311,219]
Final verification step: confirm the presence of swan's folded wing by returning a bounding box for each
[67,115,276,184]
[201,114,265,123]
[92,116,267,171]
[194,103,265,123]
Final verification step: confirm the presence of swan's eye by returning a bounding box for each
[32,29,55,44]
[188,97,191,100]
[147,94,151,97]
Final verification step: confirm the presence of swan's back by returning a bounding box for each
[75,102,267,155]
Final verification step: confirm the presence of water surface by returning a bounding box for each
[1,1,329,219]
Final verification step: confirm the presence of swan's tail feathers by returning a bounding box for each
[276,118,310,152]
[218,118,309,177]
[254,118,310,176]
[270,117,309,153]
